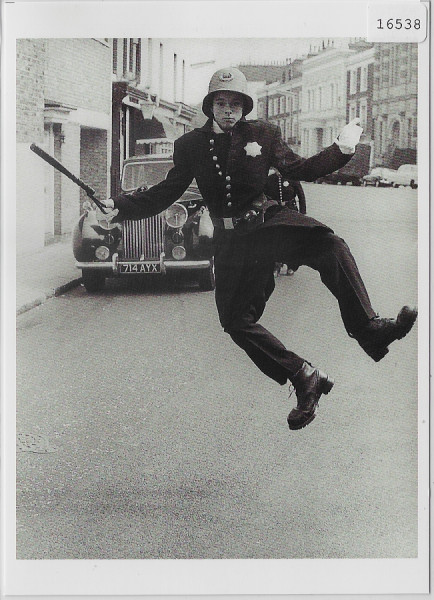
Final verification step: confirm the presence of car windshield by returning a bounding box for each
[121,159,200,201]
[122,160,173,192]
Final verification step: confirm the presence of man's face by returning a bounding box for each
[212,91,244,131]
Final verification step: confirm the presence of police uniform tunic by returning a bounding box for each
[114,118,376,384]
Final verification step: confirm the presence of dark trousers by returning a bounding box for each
[215,226,376,385]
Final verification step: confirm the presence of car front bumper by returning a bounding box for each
[75,253,212,275]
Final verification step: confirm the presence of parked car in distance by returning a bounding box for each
[362,167,395,187]
[387,164,418,188]
[73,154,215,292]
[316,143,371,186]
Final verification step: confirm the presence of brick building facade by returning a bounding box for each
[16,39,46,255]
[371,43,417,168]
[16,38,112,255]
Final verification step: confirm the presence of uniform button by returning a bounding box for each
[213,156,218,161]
[226,193,231,199]
[226,184,231,190]
[210,139,215,145]
[227,202,232,208]
[226,175,231,181]
[209,148,214,152]
[218,171,223,176]
[215,164,220,169]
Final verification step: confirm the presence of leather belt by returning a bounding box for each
[212,197,279,233]
[214,209,263,231]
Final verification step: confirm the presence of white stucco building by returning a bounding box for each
[299,47,354,157]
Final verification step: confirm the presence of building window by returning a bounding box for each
[379,120,383,154]
[129,39,134,72]
[361,65,368,91]
[173,53,178,101]
[113,39,118,74]
[159,43,164,97]
[287,95,291,113]
[135,39,141,81]
[281,96,286,113]
[350,70,357,94]
[182,59,185,103]
[360,102,367,129]
[357,67,361,93]
[318,87,322,109]
[123,38,128,75]
[382,61,389,85]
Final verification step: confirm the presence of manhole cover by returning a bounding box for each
[17,433,57,453]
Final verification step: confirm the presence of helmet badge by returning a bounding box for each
[219,71,234,82]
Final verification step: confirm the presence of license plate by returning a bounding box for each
[120,262,161,274]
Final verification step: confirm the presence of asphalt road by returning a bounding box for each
[16,183,419,560]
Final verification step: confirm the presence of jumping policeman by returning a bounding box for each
[103,68,417,431]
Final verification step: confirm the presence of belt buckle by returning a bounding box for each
[223,218,234,230]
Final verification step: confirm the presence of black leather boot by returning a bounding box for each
[287,362,334,431]
[355,305,418,362]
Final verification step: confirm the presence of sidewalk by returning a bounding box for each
[16,236,82,315]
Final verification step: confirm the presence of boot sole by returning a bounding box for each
[287,376,334,430]
[361,307,418,362]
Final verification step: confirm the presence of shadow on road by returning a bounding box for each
[82,273,210,297]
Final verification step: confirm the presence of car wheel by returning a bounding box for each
[82,270,106,292]
[363,181,368,187]
[410,180,417,189]
[393,183,399,188]
[198,260,215,291]
[375,180,380,187]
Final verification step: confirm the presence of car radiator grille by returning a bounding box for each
[121,216,165,260]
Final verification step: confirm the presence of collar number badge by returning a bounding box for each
[244,141,262,157]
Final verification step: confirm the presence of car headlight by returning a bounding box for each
[95,245,110,260]
[172,246,187,260]
[172,230,184,244]
[165,203,188,228]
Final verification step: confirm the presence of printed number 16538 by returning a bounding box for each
[377,18,421,30]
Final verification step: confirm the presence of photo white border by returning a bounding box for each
[2,0,430,595]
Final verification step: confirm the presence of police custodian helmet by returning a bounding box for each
[202,67,254,118]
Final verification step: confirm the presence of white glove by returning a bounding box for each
[336,118,363,154]
[95,198,119,228]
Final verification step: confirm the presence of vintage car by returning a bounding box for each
[386,164,418,188]
[362,167,395,187]
[315,143,371,186]
[73,155,215,292]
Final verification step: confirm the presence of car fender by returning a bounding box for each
[72,214,88,261]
